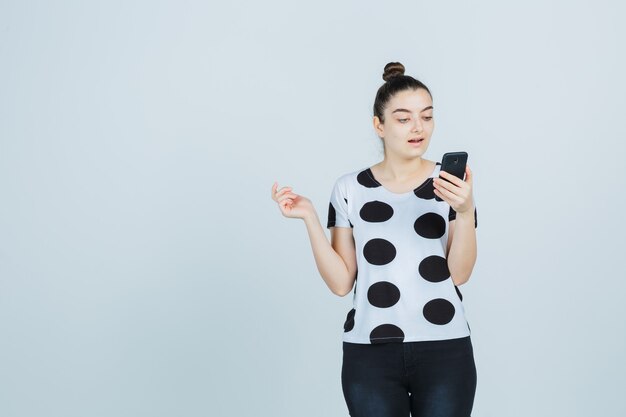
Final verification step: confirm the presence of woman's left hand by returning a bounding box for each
[433,164,475,214]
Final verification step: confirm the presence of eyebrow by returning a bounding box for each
[391,106,433,114]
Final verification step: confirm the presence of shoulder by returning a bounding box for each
[341,166,369,179]
[333,166,370,187]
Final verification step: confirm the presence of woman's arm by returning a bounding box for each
[434,165,477,286]
[446,209,477,286]
[271,181,356,297]
[303,210,357,297]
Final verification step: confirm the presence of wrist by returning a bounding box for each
[456,207,475,219]
[303,210,318,224]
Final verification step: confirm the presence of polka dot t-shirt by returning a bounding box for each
[326,162,478,344]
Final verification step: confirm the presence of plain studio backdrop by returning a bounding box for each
[1,1,625,416]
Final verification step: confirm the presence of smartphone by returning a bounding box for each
[435,152,468,202]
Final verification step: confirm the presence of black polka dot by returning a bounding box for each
[414,178,437,200]
[363,238,396,265]
[455,285,463,301]
[367,281,400,308]
[418,255,450,282]
[414,212,446,239]
[423,298,455,325]
[357,169,381,188]
[369,324,405,343]
[360,201,394,223]
[344,308,355,332]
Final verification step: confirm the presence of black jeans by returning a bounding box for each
[341,336,477,417]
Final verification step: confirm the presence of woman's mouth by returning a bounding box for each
[408,138,424,146]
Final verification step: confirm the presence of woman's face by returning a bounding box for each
[373,88,434,158]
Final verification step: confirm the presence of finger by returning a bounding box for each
[433,180,452,202]
[276,186,293,197]
[434,177,458,195]
[277,193,292,204]
[277,192,297,204]
[435,182,463,204]
[272,183,292,196]
[280,198,294,210]
[433,187,447,203]
[440,173,470,194]
[433,188,452,205]
[438,170,464,187]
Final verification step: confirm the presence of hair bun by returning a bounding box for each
[382,62,405,82]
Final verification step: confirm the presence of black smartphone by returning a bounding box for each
[435,152,468,201]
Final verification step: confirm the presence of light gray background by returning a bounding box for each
[1,1,625,416]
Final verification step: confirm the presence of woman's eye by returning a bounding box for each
[399,117,431,122]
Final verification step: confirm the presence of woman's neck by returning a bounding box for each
[373,157,432,182]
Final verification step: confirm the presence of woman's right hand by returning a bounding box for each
[271,182,316,220]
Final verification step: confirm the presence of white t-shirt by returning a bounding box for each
[326,162,478,344]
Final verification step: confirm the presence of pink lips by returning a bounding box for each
[408,138,424,145]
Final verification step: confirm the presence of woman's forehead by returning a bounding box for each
[387,89,432,112]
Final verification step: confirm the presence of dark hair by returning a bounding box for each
[373,62,432,123]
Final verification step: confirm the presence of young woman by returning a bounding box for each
[271,62,478,417]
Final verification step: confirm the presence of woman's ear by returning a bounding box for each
[373,116,385,139]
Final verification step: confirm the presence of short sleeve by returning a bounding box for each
[326,177,352,229]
